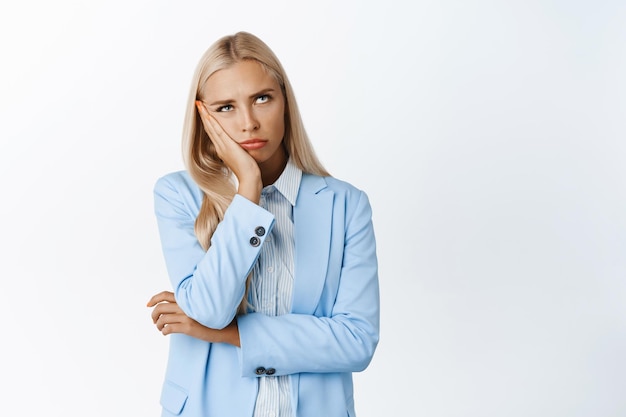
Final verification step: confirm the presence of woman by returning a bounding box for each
[147,31,379,417]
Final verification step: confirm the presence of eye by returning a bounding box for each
[255,94,270,104]
[217,104,234,112]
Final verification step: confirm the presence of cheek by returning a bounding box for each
[274,117,286,138]
[270,106,286,137]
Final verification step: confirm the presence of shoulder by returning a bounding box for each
[322,175,364,194]
[302,174,372,214]
[153,170,203,215]
[304,174,368,200]
[155,170,195,190]
[154,171,201,195]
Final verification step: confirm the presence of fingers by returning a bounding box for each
[195,101,231,152]
[155,312,188,332]
[195,100,249,163]
[150,300,184,323]
[146,290,175,307]
[160,323,182,336]
[147,290,179,325]
[195,100,210,132]
[195,100,218,141]
[156,311,201,337]
[147,290,199,336]
[149,299,222,342]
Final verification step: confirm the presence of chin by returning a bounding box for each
[247,152,268,163]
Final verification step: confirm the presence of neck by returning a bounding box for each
[259,146,288,186]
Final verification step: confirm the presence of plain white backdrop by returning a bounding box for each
[1,0,625,416]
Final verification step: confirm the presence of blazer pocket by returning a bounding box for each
[160,380,188,415]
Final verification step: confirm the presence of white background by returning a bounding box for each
[1,1,625,416]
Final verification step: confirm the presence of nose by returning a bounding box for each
[241,107,259,132]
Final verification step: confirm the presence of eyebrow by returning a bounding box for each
[207,88,277,107]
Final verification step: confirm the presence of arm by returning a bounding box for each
[237,190,380,375]
[152,102,266,328]
[147,290,240,346]
[154,175,274,329]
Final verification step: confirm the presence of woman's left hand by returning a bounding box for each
[147,291,240,347]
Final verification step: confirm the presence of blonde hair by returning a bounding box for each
[181,32,328,313]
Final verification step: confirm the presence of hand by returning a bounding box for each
[147,291,240,347]
[195,101,262,203]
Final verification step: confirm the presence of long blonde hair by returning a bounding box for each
[181,32,328,313]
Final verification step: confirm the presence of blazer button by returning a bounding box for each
[255,367,266,375]
[265,368,276,376]
[250,236,260,247]
[254,226,266,237]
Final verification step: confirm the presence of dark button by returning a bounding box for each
[254,226,266,237]
[265,368,276,376]
[250,236,260,247]
[255,367,266,375]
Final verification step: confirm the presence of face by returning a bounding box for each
[199,60,287,173]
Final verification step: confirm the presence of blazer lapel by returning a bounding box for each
[291,174,333,314]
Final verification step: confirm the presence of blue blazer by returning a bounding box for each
[153,171,379,417]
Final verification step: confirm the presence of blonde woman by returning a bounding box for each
[147,32,379,417]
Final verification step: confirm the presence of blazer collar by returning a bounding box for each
[291,174,333,314]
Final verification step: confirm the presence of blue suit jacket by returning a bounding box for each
[153,171,379,417]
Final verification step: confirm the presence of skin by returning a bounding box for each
[147,60,289,347]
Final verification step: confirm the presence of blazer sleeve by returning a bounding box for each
[237,189,379,375]
[154,174,275,329]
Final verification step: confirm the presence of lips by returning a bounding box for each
[239,139,268,150]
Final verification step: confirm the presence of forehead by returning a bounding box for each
[201,60,280,99]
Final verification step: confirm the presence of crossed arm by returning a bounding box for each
[147,100,263,345]
[147,290,241,346]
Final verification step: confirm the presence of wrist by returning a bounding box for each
[222,320,241,347]
[237,176,262,205]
